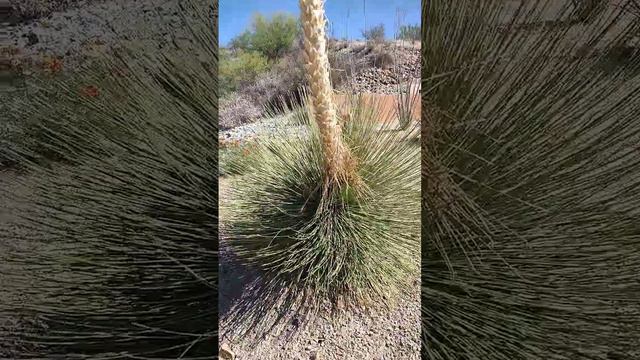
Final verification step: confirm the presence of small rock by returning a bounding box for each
[220,343,235,359]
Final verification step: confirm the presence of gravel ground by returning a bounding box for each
[219,114,303,144]
[6,0,104,22]
[2,0,195,74]
[218,177,421,360]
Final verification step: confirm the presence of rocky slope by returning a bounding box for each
[346,44,420,94]
[331,40,420,94]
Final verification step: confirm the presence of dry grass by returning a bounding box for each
[220,93,263,130]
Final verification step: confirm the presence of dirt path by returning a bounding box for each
[218,176,421,360]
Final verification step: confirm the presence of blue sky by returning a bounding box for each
[220,0,420,46]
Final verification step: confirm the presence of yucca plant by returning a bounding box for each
[424,1,640,359]
[224,0,420,317]
[0,1,217,358]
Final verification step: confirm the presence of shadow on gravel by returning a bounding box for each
[219,236,322,346]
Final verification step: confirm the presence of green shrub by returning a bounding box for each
[230,12,300,60]
[229,31,252,51]
[1,67,112,169]
[220,49,269,96]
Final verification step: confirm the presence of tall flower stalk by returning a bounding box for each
[299,0,353,184]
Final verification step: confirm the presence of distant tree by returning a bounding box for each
[229,12,300,60]
[229,31,252,52]
[362,23,385,42]
[398,24,420,41]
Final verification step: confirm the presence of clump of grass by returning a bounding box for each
[0,1,217,358]
[226,92,419,306]
[424,1,640,359]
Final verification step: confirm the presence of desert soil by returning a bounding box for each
[2,0,193,74]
